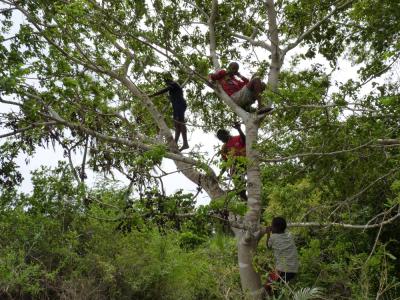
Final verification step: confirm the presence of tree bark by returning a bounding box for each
[234,117,265,298]
[237,230,264,299]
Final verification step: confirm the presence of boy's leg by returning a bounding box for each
[173,105,183,144]
[230,88,254,111]
[247,78,273,114]
[176,107,189,151]
[174,120,181,143]
[179,122,189,151]
[278,271,296,282]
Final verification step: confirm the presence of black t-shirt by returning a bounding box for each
[167,81,186,108]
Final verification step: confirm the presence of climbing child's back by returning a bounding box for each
[265,217,299,293]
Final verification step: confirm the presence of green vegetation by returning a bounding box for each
[1,163,399,299]
[0,0,400,298]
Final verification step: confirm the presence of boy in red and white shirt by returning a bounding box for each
[209,62,272,114]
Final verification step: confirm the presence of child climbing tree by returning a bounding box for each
[149,72,189,151]
[1,0,400,299]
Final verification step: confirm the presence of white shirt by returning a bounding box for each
[268,231,299,273]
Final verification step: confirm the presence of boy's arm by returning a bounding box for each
[233,122,246,143]
[148,86,170,97]
[236,72,249,83]
[266,227,272,248]
[209,69,226,81]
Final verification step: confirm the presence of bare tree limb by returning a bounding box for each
[49,129,82,184]
[80,136,89,182]
[377,139,400,145]
[44,107,200,166]
[232,32,272,52]
[0,121,57,139]
[0,97,23,107]
[265,0,282,101]
[262,140,374,162]
[208,0,219,69]
[288,210,400,229]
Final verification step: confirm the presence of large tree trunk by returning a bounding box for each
[234,118,265,299]
[237,230,264,299]
[234,1,284,296]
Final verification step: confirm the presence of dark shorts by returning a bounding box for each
[172,103,186,122]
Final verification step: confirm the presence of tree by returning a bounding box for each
[0,0,399,298]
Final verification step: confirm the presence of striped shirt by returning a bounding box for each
[268,231,299,273]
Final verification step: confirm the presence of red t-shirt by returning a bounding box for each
[221,135,246,160]
[210,69,249,96]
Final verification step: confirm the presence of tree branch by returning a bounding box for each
[208,0,219,69]
[0,121,57,139]
[265,0,282,96]
[288,211,400,229]
[232,32,272,52]
[44,107,199,166]
[262,140,374,162]
[377,139,400,146]
[283,0,355,55]
[328,168,400,218]
[80,136,89,182]
[0,97,23,107]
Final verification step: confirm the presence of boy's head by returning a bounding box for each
[227,62,239,74]
[216,129,230,143]
[271,217,286,234]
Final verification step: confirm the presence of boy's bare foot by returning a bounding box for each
[257,106,274,114]
[179,144,189,151]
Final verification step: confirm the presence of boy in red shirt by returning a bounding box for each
[209,62,272,114]
[217,122,247,201]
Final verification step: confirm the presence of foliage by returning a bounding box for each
[0,0,400,298]
[0,166,241,299]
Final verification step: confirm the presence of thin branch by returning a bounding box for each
[366,215,385,262]
[49,129,81,183]
[377,139,400,145]
[364,205,398,229]
[232,32,272,52]
[80,136,89,182]
[288,210,400,229]
[0,122,57,138]
[0,97,23,107]
[44,107,200,166]
[265,0,282,94]
[183,0,209,19]
[283,0,356,55]
[152,166,196,179]
[329,168,400,218]
[262,140,374,162]
[208,0,219,69]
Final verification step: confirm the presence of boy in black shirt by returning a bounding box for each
[149,73,189,151]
